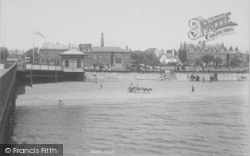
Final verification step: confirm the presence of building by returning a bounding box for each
[60,49,86,72]
[226,50,249,67]
[178,41,249,67]
[39,43,70,65]
[78,33,131,70]
[38,33,131,70]
[158,49,178,64]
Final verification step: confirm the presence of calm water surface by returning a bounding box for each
[12,80,250,156]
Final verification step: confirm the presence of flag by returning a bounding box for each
[35,31,45,38]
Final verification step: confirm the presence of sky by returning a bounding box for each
[0,0,249,52]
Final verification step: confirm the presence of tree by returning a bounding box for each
[230,57,242,67]
[130,49,160,67]
[0,47,9,61]
[131,50,144,65]
[25,47,39,64]
[201,55,214,65]
[144,50,160,66]
[178,50,187,63]
[214,56,223,66]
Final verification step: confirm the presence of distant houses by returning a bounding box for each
[10,35,249,71]
[178,41,249,67]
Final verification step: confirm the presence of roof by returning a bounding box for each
[158,53,178,59]
[180,43,225,51]
[40,42,71,50]
[91,46,127,52]
[226,50,249,55]
[158,52,165,59]
[60,49,85,55]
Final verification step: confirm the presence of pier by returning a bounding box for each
[0,62,85,143]
[19,63,85,85]
[0,62,17,143]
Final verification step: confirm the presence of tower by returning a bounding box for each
[101,33,104,47]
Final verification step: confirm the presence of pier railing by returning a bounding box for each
[25,64,85,72]
[26,64,62,71]
[0,62,17,129]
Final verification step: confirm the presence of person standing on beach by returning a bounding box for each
[100,82,103,89]
[130,83,134,88]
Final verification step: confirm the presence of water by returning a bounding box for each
[12,80,250,156]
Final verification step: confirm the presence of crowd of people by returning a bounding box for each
[187,73,218,82]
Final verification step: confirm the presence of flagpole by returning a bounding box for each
[33,28,35,65]
[31,28,35,86]
[3,25,5,47]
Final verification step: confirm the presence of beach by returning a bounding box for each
[13,80,250,156]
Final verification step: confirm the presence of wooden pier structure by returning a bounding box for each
[0,63,17,143]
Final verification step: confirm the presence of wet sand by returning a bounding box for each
[16,79,249,107]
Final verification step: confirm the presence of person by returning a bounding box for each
[100,82,103,89]
[192,86,195,92]
[59,100,63,107]
[203,77,205,82]
[130,83,134,88]
[214,73,217,81]
[210,75,213,82]
[196,75,200,81]
[190,73,194,81]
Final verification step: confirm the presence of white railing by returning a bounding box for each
[26,64,62,71]
[25,64,85,72]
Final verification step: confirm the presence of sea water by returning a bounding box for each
[12,80,250,156]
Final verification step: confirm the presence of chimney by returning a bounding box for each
[126,45,128,51]
[101,33,104,47]
[184,42,186,49]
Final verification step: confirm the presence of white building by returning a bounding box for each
[60,49,86,72]
[158,49,178,64]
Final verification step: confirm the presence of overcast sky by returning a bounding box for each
[0,0,249,52]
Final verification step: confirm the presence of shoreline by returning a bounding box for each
[85,71,249,82]
[16,80,249,107]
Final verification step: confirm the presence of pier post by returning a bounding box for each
[30,69,33,87]
[55,70,57,83]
